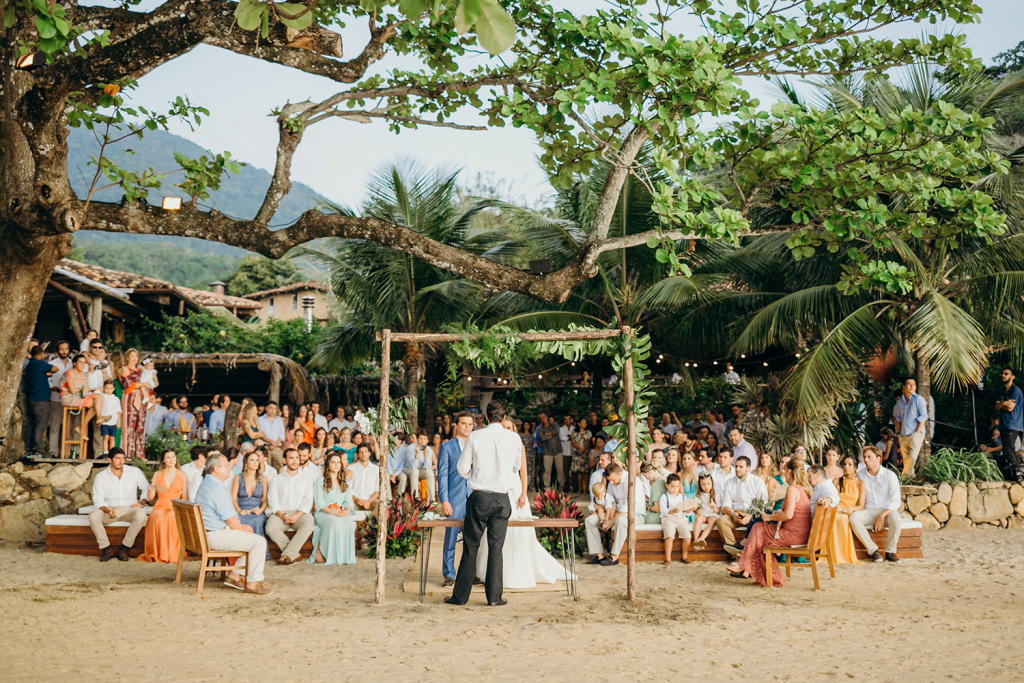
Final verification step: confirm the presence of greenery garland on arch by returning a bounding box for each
[442,323,655,460]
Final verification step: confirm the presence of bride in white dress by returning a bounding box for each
[476,418,578,589]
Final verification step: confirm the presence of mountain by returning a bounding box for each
[68,127,328,286]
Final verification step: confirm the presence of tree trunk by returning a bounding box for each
[403,342,422,431]
[914,349,932,469]
[591,366,604,414]
[422,357,443,435]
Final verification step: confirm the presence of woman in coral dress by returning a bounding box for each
[829,455,865,565]
[731,458,812,587]
[138,449,186,563]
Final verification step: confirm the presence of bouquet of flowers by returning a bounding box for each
[744,497,781,539]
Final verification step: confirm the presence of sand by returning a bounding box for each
[0,529,1022,682]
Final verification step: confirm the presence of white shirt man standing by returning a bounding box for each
[180,445,209,502]
[265,448,315,565]
[257,401,285,470]
[850,445,903,563]
[310,402,329,431]
[659,413,681,436]
[87,449,150,562]
[716,455,767,556]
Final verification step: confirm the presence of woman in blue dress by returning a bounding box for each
[231,450,270,559]
[309,451,356,565]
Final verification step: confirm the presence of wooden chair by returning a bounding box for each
[765,504,838,590]
[172,500,249,594]
[61,406,86,459]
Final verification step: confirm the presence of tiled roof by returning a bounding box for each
[58,259,173,290]
[246,280,329,299]
[178,286,260,309]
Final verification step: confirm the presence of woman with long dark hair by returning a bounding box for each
[308,452,356,565]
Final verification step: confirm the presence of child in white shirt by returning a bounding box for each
[139,358,159,409]
[98,379,121,455]
[591,481,611,523]
[659,474,693,564]
[692,473,720,550]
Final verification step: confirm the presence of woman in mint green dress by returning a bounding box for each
[308,452,356,565]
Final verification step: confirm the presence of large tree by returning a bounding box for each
[0,0,1004,451]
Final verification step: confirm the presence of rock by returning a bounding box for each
[907,495,932,516]
[930,494,939,504]
[950,486,969,517]
[930,502,950,523]
[70,490,92,511]
[968,482,980,496]
[897,501,905,513]
[999,517,1008,528]
[11,462,23,474]
[901,485,938,496]
[83,471,98,496]
[968,489,1014,524]
[1017,499,1024,517]
[36,486,52,500]
[937,483,953,505]
[980,481,1004,490]
[19,469,48,481]
[54,497,73,514]
[73,462,93,482]
[0,472,15,497]
[0,499,56,542]
[945,515,972,530]
[901,511,913,520]
[1009,516,1024,530]
[14,492,30,504]
[46,464,89,491]
[1009,484,1024,506]
[36,463,52,473]
[915,511,941,530]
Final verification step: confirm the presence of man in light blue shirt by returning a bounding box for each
[194,453,272,594]
[256,400,285,469]
[893,378,928,476]
[208,395,230,435]
[388,436,410,493]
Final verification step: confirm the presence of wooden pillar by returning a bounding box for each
[222,402,241,451]
[622,326,637,601]
[375,329,392,605]
[268,362,282,404]
[89,295,103,336]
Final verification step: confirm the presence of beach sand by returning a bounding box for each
[0,529,1021,682]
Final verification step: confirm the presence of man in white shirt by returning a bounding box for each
[348,444,379,519]
[180,444,209,502]
[659,412,681,436]
[310,402,329,431]
[295,443,319,483]
[558,415,574,477]
[722,363,740,385]
[716,455,768,556]
[447,400,522,607]
[851,445,903,563]
[588,451,612,512]
[328,407,357,432]
[705,410,726,441]
[584,461,642,566]
[257,401,286,470]
[728,428,756,466]
[807,465,840,519]
[87,449,150,562]
[46,341,73,458]
[257,447,277,482]
[266,448,315,565]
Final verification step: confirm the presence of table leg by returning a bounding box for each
[419,527,425,603]
[559,528,570,598]
[571,527,578,600]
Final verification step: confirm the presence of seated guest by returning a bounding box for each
[716,455,768,557]
[830,455,865,565]
[195,454,273,595]
[347,444,379,515]
[309,452,357,565]
[584,461,642,566]
[691,472,720,550]
[88,448,151,562]
[588,451,612,514]
[659,474,696,565]
[231,449,270,560]
[257,401,286,470]
[850,445,903,563]
[388,435,410,493]
[181,445,207,502]
[296,442,319,480]
[807,465,840,518]
[266,448,315,565]
[753,452,784,510]
[823,447,844,480]
[641,460,668,525]
[138,448,186,563]
[729,458,812,585]
[403,432,436,500]
[257,447,278,482]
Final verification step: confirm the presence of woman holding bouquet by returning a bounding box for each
[728,458,812,586]
[308,451,356,565]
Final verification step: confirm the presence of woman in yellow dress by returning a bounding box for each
[830,454,865,564]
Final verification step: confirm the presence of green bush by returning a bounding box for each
[364,494,433,559]
[145,427,192,465]
[919,448,1002,484]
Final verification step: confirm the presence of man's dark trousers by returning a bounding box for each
[451,490,511,604]
[999,428,1023,481]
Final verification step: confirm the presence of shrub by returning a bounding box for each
[364,494,434,559]
[919,448,1002,484]
[532,488,586,558]
[145,427,192,465]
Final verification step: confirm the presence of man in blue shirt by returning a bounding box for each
[995,367,1024,482]
[893,378,928,477]
[22,346,59,455]
[208,395,230,435]
[194,453,273,595]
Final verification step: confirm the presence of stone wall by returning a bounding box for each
[0,462,100,542]
[899,482,1024,531]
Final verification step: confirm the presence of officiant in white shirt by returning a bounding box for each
[446,400,521,607]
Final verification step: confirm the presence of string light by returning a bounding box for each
[763,362,769,367]
[740,354,746,359]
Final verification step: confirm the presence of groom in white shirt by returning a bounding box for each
[446,400,521,607]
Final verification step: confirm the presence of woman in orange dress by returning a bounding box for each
[301,405,317,445]
[829,455,865,565]
[138,448,186,563]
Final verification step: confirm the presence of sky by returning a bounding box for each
[98,0,1023,211]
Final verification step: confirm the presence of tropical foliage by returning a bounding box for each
[224,255,303,297]
[532,489,586,559]
[364,494,433,559]
[918,448,1002,484]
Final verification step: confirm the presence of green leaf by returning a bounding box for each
[399,0,428,19]
[53,16,70,36]
[278,3,313,31]
[234,0,264,32]
[4,7,16,29]
[474,0,516,55]
[261,2,270,39]
[36,15,57,39]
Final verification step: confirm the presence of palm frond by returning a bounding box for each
[902,291,987,392]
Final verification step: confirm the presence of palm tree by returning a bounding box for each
[302,158,500,428]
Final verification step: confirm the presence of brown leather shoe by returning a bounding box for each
[442,577,455,587]
[244,583,274,596]
[223,576,245,591]
[116,545,131,562]
[278,555,295,566]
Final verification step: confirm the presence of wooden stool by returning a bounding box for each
[61,406,86,459]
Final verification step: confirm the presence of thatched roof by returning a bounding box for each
[146,352,317,405]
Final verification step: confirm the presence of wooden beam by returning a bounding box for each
[375,330,622,343]
[622,325,636,602]
[268,362,282,404]
[89,295,103,335]
[375,328,391,605]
